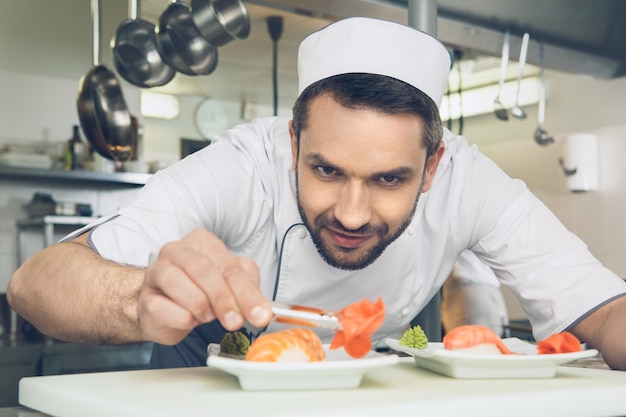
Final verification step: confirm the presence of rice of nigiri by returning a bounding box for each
[447,343,505,355]
[245,328,326,363]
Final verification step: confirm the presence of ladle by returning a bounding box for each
[534,41,554,146]
[511,32,530,120]
[493,30,509,121]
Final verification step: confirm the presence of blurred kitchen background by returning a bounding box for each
[2,0,626,406]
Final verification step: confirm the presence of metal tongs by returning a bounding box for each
[270,301,342,330]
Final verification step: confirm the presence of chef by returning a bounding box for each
[8,17,626,370]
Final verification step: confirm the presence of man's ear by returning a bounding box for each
[289,120,298,172]
[420,141,446,192]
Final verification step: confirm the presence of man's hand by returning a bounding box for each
[139,229,272,345]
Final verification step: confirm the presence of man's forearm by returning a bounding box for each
[593,296,626,371]
[571,295,626,371]
[7,235,145,344]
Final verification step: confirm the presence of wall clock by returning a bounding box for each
[194,98,231,139]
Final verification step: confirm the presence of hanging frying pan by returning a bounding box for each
[156,0,218,76]
[77,0,132,162]
[112,0,176,88]
[190,0,250,47]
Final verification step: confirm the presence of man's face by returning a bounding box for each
[289,95,444,270]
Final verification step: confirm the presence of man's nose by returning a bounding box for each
[333,182,372,230]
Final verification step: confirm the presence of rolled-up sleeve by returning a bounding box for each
[473,190,626,340]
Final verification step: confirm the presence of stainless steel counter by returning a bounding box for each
[0,166,150,187]
[0,406,49,416]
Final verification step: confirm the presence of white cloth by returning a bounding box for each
[298,17,451,106]
[452,249,502,288]
[441,279,509,336]
[68,117,626,343]
[441,250,508,336]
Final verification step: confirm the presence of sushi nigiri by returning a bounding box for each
[245,328,326,362]
[443,324,513,355]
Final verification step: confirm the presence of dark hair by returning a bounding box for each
[291,73,443,158]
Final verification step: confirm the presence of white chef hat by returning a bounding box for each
[298,17,451,107]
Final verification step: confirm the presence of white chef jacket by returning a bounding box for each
[452,249,501,287]
[441,250,508,335]
[70,116,626,366]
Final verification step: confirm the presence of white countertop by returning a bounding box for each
[19,358,626,417]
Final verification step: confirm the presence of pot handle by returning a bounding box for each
[129,0,138,20]
[91,0,100,66]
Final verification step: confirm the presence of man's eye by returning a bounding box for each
[315,166,336,176]
[380,175,401,185]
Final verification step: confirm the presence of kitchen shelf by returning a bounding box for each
[0,165,150,187]
[16,215,99,249]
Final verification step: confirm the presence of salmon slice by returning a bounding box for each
[537,331,582,354]
[330,297,385,359]
[443,324,514,354]
[245,328,326,362]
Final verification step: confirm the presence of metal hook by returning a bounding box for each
[559,158,577,176]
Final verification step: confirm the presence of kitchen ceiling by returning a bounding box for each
[139,0,626,107]
[238,0,626,78]
[2,1,624,111]
[436,0,626,76]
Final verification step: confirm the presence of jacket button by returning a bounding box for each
[296,227,307,239]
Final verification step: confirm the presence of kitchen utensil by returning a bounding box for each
[511,32,530,120]
[23,192,93,218]
[190,0,250,47]
[270,301,342,330]
[156,0,218,76]
[112,0,175,87]
[493,30,509,121]
[267,15,283,116]
[534,41,554,145]
[77,0,132,162]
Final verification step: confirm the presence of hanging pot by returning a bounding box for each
[77,0,132,162]
[156,0,218,76]
[112,0,176,88]
[190,0,250,47]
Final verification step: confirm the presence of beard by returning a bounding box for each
[296,177,421,271]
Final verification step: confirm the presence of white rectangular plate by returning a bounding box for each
[206,343,399,390]
[385,337,599,379]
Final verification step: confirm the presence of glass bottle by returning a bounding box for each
[67,125,85,170]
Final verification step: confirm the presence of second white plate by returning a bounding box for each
[385,337,599,379]
[206,344,400,390]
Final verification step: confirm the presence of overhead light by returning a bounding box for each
[141,92,180,120]
[440,77,541,120]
